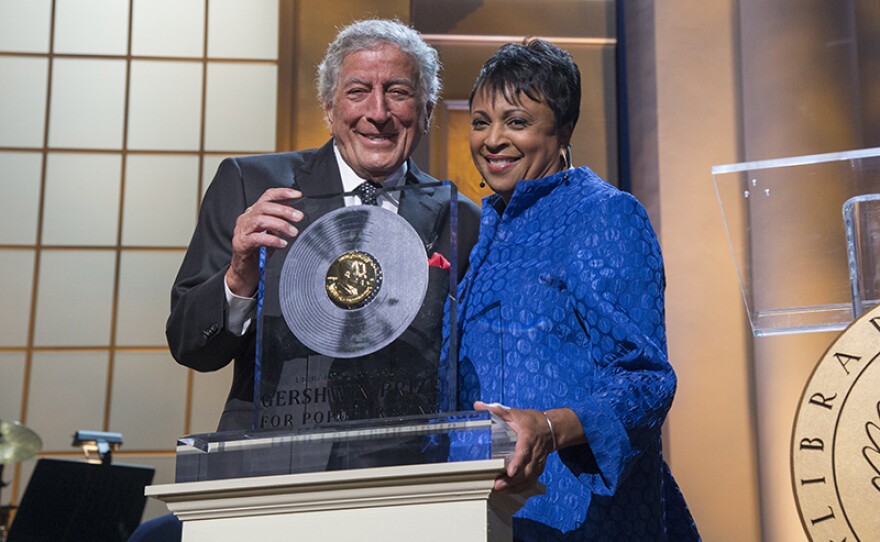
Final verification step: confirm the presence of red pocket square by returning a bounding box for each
[427,252,451,271]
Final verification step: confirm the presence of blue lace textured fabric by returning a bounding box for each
[456,167,700,541]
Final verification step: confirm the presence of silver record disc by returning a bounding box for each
[279,205,429,358]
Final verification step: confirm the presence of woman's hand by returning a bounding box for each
[474,401,556,493]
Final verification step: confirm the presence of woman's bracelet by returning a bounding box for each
[542,411,558,451]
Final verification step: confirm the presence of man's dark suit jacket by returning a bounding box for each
[166,140,481,431]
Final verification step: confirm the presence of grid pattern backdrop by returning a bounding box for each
[0,0,280,521]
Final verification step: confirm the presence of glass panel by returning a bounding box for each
[0,152,42,245]
[115,250,184,346]
[0,0,52,53]
[712,147,880,336]
[43,153,121,246]
[190,364,234,435]
[27,351,109,451]
[33,250,115,346]
[207,0,278,60]
[843,194,880,317]
[122,154,199,246]
[49,58,126,149]
[127,60,202,151]
[255,184,460,432]
[109,351,187,450]
[0,352,27,423]
[53,0,129,55]
[204,62,277,152]
[131,0,204,58]
[0,249,35,347]
[176,411,516,482]
[0,57,49,148]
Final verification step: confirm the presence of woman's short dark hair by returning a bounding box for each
[469,39,581,133]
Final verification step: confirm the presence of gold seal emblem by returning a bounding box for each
[325,251,382,309]
[792,302,880,541]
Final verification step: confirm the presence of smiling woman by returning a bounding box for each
[454,39,701,541]
[469,88,567,202]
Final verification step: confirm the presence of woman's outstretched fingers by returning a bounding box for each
[474,402,552,492]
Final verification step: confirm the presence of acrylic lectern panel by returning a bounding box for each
[713,148,880,336]
[843,193,880,318]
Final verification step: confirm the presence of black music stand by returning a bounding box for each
[6,458,154,542]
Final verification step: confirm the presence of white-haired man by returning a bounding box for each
[130,19,479,542]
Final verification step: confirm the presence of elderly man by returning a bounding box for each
[129,19,478,542]
[166,19,479,433]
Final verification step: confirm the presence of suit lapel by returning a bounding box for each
[295,140,345,224]
[398,160,446,253]
[295,140,344,196]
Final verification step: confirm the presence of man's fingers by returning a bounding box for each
[246,200,304,224]
[244,230,291,249]
[258,187,302,203]
[244,214,300,238]
[236,222,299,248]
[225,187,302,298]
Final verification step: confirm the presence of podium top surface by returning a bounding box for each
[147,457,507,498]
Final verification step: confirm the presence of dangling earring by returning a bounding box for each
[564,145,573,169]
[479,179,486,188]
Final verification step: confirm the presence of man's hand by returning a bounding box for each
[226,187,303,297]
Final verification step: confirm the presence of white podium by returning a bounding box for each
[147,458,534,542]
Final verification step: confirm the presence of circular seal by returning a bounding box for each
[791,302,880,541]
[324,250,383,309]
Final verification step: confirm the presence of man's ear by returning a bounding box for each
[324,102,334,133]
[423,102,435,132]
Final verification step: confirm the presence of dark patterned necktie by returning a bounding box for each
[353,180,381,205]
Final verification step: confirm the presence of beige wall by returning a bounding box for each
[628,1,880,540]
[627,2,762,539]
